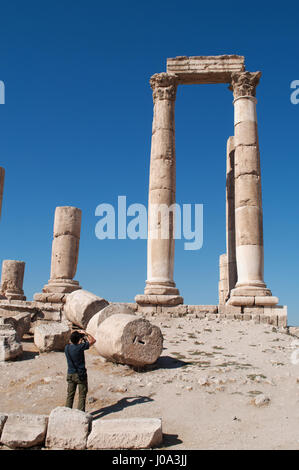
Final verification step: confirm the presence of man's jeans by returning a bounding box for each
[66,373,88,412]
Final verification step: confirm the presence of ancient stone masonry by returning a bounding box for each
[34,206,82,304]
[0,260,26,301]
[228,71,278,307]
[136,55,282,312]
[135,73,183,307]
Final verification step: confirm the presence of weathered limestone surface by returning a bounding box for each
[0,324,23,361]
[0,414,7,439]
[0,413,48,449]
[218,253,229,305]
[87,418,163,450]
[64,289,109,329]
[0,167,4,219]
[94,314,163,366]
[45,407,92,450]
[86,302,135,338]
[226,136,237,296]
[34,322,71,352]
[37,206,82,299]
[167,55,245,84]
[0,260,26,301]
[228,71,278,307]
[0,312,31,340]
[136,72,182,307]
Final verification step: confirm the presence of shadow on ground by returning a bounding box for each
[158,433,183,448]
[143,355,190,371]
[90,396,154,420]
[20,350,39,361]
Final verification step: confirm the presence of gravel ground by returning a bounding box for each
[1,316,299,450]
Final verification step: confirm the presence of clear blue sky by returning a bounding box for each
[0,1,298,323]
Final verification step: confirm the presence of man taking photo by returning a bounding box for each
[65,329,96,412]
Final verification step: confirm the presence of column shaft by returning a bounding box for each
[136,73,183,306]
[229,72,278,306]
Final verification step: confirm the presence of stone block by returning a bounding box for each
[255,296,279,306]
[229,296,255,307]
[0,325,23,361]
[161,305,188,316]
[218,305,241,315]
[45,407,92,450]
[243,307,264,315]
[34,322,71,352]
[0,413,48,448]
[87,418,163,449]
[188,305,218,314]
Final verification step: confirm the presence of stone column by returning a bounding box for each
[0,167,5,218]
[228,72,278,307]
[218,253,228,304]
[0,260,26,301]
[136,73,183,306]
[42,206,82,295]
[226,136,237,295]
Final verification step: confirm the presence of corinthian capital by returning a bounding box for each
[150,73,178,102]
[229,71,262,99]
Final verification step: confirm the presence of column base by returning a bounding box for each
[3,289,26,301]
[135,294,184,306]
[228,285,279,307]
[42,279,81,294]
[144,281,180,296]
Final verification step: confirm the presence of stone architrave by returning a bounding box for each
[36,206,82,302]
[0,260,26,301]
[228,72,278,307]
[136,73,183,307]
[0,167,4,219]
[93,313,163,367]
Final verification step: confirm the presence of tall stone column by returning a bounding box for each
[136,73,183,306]
[228,72,278,307]
[39,206,82,298]
[226,136,237,295]
[219,136,237,304]
[0,167,5,218]
[0,260,26,301]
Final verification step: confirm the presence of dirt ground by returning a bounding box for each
[1,316,299,450]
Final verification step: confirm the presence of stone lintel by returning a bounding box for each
[166,55,245,84]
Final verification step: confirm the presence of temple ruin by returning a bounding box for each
[0,55,288,364]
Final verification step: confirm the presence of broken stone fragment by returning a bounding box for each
[0,324,23,361]
[86,302,135,338]
[63,289,109,329]
[0,413,48,449]
[34,322,71,352]
[93,313,163,367]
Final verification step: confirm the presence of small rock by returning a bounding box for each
[254,394,271,407]
[87,396,97,404]
[198,376,210,386]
